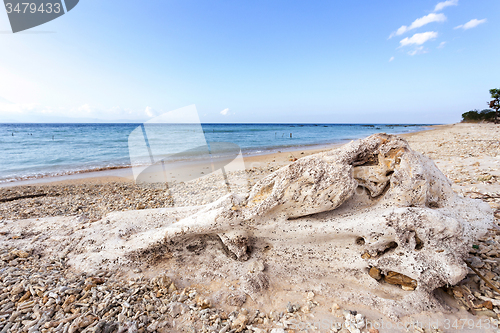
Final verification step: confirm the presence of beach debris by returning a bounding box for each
[466,260,500,295]
[384,271,417,290]
[231,312,249,332]
[0,250,301,333]
[247,259,265,273]
[343,310,365,333]
[164,133,492,292]
[331,303,341,312]
[368,267,382,281]
[157,133,494,318]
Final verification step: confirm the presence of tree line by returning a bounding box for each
[462,109,497,122]
[462,89,499,123]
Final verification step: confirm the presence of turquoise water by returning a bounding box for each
[0,123,431,183]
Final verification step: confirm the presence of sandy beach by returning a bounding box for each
[0,144,343,221]
[1,123,500,332]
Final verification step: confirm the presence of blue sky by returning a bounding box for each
[0,0,498,123]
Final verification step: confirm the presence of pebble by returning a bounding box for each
[470,256,484,268]
[270,329,285,333]
[0,169,275,221]
[0,244,383,333]
[368,267,382,280]
[384,271,417,290]
[11,249,29,258]
[248,260,265,273]
[286,302,300,313]
[231,313,248,332]
[168,302,189,317]
[343,310,366,333]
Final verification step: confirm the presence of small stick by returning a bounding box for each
[465,191,500,199]
[0,193,47,203]
[466,260,500,295]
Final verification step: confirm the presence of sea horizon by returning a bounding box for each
[0,122,437,184]
[0,122,437,124]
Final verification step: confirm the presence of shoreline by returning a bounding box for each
[3,122,496,221]
[0,125,438,188]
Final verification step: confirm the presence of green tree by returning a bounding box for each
[462,110,480,122]
[489,88,500,124]
[480,109,496,122]
[461,109,496,122]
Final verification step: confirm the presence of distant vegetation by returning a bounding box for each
[490,88,499,124]
[462,109,497,122]
[462,88,499,123]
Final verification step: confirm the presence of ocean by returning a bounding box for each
[0,123,431,183]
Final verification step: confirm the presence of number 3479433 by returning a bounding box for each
[5,3,61,14]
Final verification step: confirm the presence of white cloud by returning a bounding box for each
[408,46,428,56]
[454,18,487,30]
[220,108,229,116]
[0,101,40,114]
[73,105,154,120]
[78,104,93,114]
[437,41,446,48]
[389,25,409,39]
[410,13,446,30]
[389,13,446,38]
[389,56,394,62]
[399,31,438,47]
[0,102,159,122]
[434,0,458,12]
